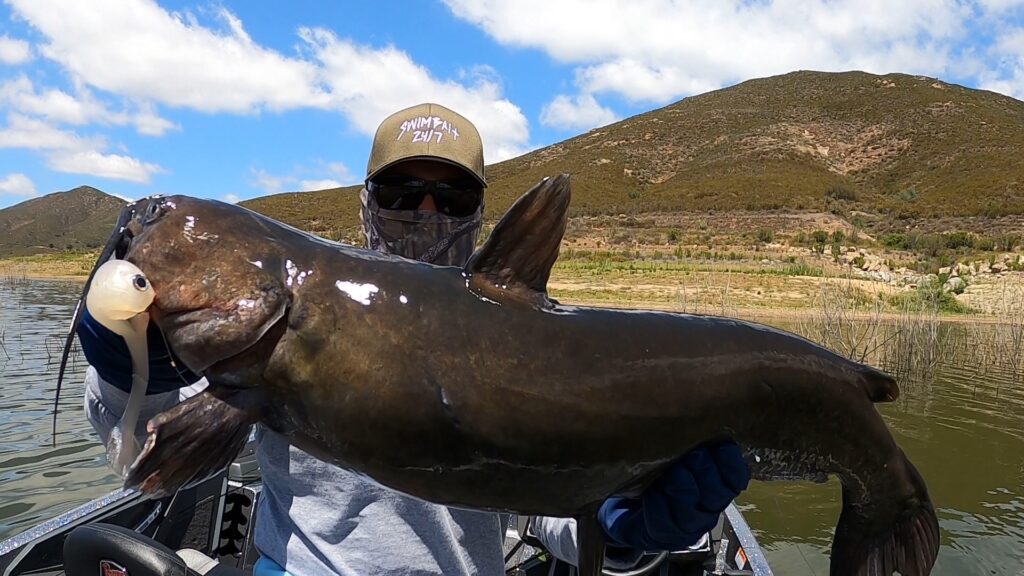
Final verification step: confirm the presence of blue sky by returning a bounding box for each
[1,0,1023,209]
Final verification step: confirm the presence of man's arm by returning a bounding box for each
[528,443,751,569]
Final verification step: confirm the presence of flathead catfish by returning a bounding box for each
[64,175,938,576]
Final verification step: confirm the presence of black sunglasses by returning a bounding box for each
[369,176,482,217]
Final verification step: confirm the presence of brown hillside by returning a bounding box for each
[0,186,124,257]
[4,70,1023,256]
[485,70,1024,218]
[239,185,364,243]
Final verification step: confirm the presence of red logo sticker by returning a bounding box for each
[100,559,129,576]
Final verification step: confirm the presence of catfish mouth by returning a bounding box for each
[152,301,289,377]
[191,312,289,387]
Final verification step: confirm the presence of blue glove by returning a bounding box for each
[77,306,202,394]
[598,442,750,551]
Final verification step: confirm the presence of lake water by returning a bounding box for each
[1,278,1022,575]
[0,277,120,540]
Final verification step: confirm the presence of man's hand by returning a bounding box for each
[598,442,751,551]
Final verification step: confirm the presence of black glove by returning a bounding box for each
[598,442,751,551]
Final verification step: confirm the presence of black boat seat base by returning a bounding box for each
[63,522,246,576]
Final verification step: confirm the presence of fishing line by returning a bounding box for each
[157,326,197,388]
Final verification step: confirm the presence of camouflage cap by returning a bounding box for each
[366,103,487,188]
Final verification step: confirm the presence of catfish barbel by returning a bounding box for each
[58,174,939,576]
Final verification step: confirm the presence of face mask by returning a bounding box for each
[359,187,483,267]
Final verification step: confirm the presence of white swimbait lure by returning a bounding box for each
[85,259,154,477]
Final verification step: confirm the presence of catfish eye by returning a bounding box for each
[132,275,148,290]
[143,201,164,223]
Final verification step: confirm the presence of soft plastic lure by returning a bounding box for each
[85,259,154,477]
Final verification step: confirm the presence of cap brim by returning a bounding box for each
[366,155,487,189]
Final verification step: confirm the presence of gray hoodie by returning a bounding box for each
[83,369,625,575]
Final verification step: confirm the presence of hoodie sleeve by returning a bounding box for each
[530,516,645,570]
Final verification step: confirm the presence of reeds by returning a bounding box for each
[797,275,887,364]
[0,267,30,288]
[964,276,1024,380]
[0,322,8,367]
[674,268,735,316]
[797,272,1024,386]
[795,274,950,385]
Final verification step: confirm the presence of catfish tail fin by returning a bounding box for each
[831,452,939,576]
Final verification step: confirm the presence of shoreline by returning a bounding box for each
[6,262,1019,325]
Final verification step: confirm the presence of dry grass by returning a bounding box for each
[792,273,1024,387]
[0,252,98,279]
[797,275,888,363]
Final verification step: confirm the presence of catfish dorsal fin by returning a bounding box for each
[465,174,571,309]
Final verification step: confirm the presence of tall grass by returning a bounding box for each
[0,322,8,366]
[796,272,1024,387]
[965,276,1024,379]
[675,268,735,316]
[796,274,955,385]
[797,276,888,364]
[880,286,948,384]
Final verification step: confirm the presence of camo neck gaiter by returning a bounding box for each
[359,187,483,267]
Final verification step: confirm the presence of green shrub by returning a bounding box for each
[888,278,970,314]
[825,185,858,201]
[882,233,909,249]
[943,231,975,250]
[811,230,829,254]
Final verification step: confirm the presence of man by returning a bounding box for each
[78,102,749,575]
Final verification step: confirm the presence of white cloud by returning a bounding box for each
[0,113,161,182]
[250,168,289,194]
[444,0,978,103]
[128,102,178,136]
[0,173,37,197]
[8,1,531,164]
[224,193,241,204]
[7,0,329,113]
[0,35,32,64]
[0,76,94,125]
[300,179,342,191]
[977,0,1024,10]
[299,28,530,162]
[325,161,354,182]
[540,93,619,131]
[0,113,101,150]
[47,150,164,183]
[251,160,356,194]
[0,76,178,136]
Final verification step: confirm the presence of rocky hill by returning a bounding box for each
[3,70,1023,255]
[241,70,1024,237]
[484,70,1024,219]
[0,186,124,257]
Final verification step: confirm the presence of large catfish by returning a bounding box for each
[59,175,939,576]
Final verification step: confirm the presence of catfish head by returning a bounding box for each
[119,195,291,375]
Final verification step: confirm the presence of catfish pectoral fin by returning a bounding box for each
[831,454,939,576]
[859,364,900,403]
[576,508,607,576]
[124,388,260,498]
